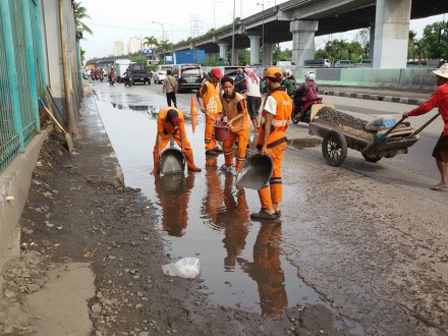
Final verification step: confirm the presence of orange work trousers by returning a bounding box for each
[223,128,249,172]
[205,114,218,151]
[153,131,195,171]
[258,142,287,209]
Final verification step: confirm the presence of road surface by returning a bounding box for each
[91,80,448,336]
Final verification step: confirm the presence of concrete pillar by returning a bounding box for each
[372,0,411,68]
[263,42,274,65]
[369,24,375,60]
[218,43,228,59]
[249,35,261,65]
[290,20,318,67]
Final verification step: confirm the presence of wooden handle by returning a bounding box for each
[41,105,67,134]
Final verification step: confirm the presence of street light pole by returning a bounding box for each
[152,21,165,63]
[231,0,236,65]
[257,2,265,64]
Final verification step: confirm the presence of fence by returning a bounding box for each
[0,0,47,173]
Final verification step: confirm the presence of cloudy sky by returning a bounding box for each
[79,0,446,61]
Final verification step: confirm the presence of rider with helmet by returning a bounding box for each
[292,71,319,121]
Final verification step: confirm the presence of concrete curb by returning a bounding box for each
[319,89,426,106]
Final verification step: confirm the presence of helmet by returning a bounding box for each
[264,67,283,80]
[285,69,292,77]
[305,71,315,81]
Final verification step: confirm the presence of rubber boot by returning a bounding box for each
[152,151,160,174]
[184,150,202,172]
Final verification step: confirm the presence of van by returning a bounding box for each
[334,60,353,68]
[276,61,296,67]
[171,64,203,92]
[304,59,331,68]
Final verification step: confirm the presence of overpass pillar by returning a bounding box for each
[369,24,375,60]
[218,43,229,59]
[263,42,274,65]
[290,20,318,67]
[373,0,411,68]
[249,35,261,65]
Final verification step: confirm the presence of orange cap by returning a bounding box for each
[264,67,284,80]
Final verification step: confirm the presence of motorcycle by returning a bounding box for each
[291,97,323,124]
[99,72,104,82]
[109,75,115,86]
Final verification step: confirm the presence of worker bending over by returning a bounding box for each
[220,76,251,172]
[151,108,201,175]
[251,68,292,220]
[197,68,223,155]
[403,63,448,190]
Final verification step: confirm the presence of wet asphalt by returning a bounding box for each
[91,80,448,336]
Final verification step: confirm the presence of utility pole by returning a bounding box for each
[257,2,265,64]
[213,0,221,30]
[231,0,236,65]
[140,35,144,68]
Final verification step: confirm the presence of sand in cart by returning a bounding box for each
[315,106,374,140]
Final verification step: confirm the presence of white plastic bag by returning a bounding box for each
[162,257,200,278]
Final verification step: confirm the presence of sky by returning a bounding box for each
[79,0,446,61]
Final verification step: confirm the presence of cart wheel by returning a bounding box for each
[322,131,347,166]
[362,153,382,163]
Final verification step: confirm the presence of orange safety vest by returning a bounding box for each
[200,80,222,116]
[158,107,185,135]
[257,88,292,148]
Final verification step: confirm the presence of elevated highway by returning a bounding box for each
[174,0,448,68]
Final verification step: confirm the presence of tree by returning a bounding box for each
[356,28,370,59]
[74,2,93,35]
[419,21,448,59]
[143,36,158,48]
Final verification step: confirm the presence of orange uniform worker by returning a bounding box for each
[197,68,223,155]
[219,76,251,172]
[251,68,292,221]
[151,108,201,175]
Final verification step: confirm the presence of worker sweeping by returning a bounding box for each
[403,63,448,190]
[219,76,251,172]
[251,67,292,220]
[151,108,202,175]
[197,68,223,155]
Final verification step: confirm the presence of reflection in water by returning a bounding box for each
[240,223,288,316]
[202,159,224,222]
[155,173,195,237]
[219,174,250,270]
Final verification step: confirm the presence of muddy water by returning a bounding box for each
[95,89,328,315]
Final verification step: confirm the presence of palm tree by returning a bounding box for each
[74,2,93,35]
[144,36,158,48]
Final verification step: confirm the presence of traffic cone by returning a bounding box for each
[191,95,198,133]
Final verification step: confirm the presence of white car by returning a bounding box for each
[154,65,173,84]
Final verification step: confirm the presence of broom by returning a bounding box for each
[38,98,74,153]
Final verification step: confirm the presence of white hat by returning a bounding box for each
[433,63,448,79]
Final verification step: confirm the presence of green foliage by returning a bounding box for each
[132,56,148,65]
[80,48,86,63]
[315,39,364,63]
[204,54,218,66]
[238,49,250,65]
[273,44,292,63]
[74,2,92,36]
[420,21,448,59]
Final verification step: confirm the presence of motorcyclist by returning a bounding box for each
[292,71,318,118]
[108,67,116,82]
[99,68,105,81]
[283,70,296,96]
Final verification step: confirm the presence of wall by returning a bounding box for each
[291,68,437,93]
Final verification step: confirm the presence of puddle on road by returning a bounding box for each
[95,89,328,316]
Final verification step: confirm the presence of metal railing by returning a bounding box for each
[0,0,45,172]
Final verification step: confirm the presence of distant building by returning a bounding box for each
[128,36,141,54]
[113,40,124,56]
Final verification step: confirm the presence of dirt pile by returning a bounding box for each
[317,107,368,131]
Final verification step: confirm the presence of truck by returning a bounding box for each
[128,63,152,85]
[174,50,205,64]
[114,59,131,82]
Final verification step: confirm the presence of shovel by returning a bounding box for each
[38,98,74,153]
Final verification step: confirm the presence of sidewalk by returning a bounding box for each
[319,86,432,106]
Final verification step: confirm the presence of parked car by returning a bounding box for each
[334,60,354,68]
[128,64,151,85]
[154,65,173,84]
[304,59,331,68]
[171,64,203,92]
[356,59,372,68]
